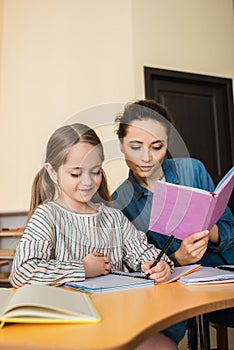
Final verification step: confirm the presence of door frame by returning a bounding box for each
[144,66,234,166]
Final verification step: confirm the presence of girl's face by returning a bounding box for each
[57,142,103,210]
[120,119,168,182]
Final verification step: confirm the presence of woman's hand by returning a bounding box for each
[208,225,219,244]
[142,259,171,283]
[174,230,209,266]
[83,252,111,278]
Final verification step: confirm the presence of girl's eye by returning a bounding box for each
[91,170,101,175]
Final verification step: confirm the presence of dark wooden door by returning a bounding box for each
[144,67,234,211]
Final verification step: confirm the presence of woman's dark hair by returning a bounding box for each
[115,99,174,142]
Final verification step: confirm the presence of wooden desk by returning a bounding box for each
[0,282,233,350]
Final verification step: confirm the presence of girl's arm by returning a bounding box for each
[10,205,113,287]
[9,234,86,287]
[142,259,171,283]
[9,206,85,287]
[120,213,173,281]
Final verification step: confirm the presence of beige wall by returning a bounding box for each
[132,0,234,97]
[0,0,233,211]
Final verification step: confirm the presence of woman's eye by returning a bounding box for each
[71,173,81,177]
[130,146,141,150]
[152,145,163,151]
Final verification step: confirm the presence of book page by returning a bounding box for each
[3,285,99,319]
[0,289,15,316]
[3,306,92,320]
[165,264,201,283]
[208,169,234,229]
[215,166,234,193]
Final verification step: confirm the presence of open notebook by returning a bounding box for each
[0,284,101,328]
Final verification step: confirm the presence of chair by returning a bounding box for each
[187,316,229,350]
[211,323,229,350]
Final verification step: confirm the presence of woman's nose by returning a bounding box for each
[142,147,152,162]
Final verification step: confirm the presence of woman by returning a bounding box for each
[112,99,234,344]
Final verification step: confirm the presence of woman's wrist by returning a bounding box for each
[169,252,181,267]
[209,225,220,244]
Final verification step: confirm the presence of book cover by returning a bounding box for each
[149,166,234,240]
[0,284,101,328]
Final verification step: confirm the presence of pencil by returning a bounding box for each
[145,234,175,279]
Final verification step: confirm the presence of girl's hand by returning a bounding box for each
[142,259,171,283]
[83,252,112,278]
[174,230,209,266]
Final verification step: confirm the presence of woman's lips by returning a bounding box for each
[137,166,153,172]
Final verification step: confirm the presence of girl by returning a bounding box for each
[10,122,177,350]
[10,123,174,286]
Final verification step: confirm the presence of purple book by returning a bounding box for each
[149,166,234,240]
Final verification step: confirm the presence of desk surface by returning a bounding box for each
[0,282,233,350]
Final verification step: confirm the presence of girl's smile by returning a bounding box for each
[56,142,103,212]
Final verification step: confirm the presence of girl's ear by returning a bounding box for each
[44,163,58,184]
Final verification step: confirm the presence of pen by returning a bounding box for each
[145,234,175,279]
[110,271,146,279]
[1,227,24,231]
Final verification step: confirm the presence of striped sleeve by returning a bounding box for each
[9,206,85,287]
[118,211,174,271]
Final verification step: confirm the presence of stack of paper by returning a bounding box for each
[178,266,234,285]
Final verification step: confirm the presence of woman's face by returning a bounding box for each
[120,119,168,181]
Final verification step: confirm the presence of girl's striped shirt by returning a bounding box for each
[10,201,173,287]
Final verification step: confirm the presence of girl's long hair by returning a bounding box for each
[27,123,111,221]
